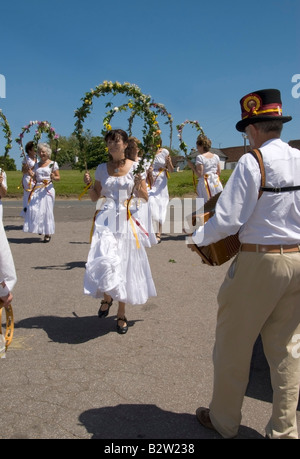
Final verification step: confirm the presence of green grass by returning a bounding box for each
[168,169,232,197]
[5,169,232,199]
[5,170,93,198]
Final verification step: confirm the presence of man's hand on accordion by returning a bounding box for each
[187,243,198,252]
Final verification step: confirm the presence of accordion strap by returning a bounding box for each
[261,185,300,193]
[250,148,300,195]
[249,148,265,199]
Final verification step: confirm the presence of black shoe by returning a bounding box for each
[116,316,128,334]
[98,299,113,318]
[44,235,51,243]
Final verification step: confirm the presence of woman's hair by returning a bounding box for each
[104,129,128,144]
[37,142,52,158]
[25,141,35,154]
[125,136,140,160]
[196,135,211,152]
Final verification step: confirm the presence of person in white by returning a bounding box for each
[147,142,174,243]
[0,221,17,308]
[23,143,60,243]
[0,167,7,221]
[125,136,157,246]
[83,129,156,335]
[187,135,223,204]
[191,89,300,439]
[20,141,37,217]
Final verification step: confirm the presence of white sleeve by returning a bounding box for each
[192,154,261,246]
[0,223,17,293]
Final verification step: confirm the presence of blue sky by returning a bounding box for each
[0,0,299,169]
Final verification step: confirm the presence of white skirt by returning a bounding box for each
[23,184,55,235]
[84,205,157,304]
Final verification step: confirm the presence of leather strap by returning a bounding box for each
[261,185,300,193]
[240,243,300,253]
[249,148,265,198]
[250,148,300,194]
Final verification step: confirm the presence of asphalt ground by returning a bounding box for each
[0,198,299,441]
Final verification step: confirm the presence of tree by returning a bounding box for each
[50,134,79,169]
[0,155,16,171]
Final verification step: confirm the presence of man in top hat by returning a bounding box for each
[190,89,300,439]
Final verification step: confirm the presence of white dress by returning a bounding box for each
[21,155,37,217]
[195,154,223,203]
[148,148,170,226]
[23,161,59,236]
[133,157,157,246]
[84,162,157,305]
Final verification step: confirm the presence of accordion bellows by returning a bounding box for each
[191,192,240,266]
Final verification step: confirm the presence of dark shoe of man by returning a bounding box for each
[196,407,217,432]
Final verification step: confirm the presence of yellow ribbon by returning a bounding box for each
[89,209,100,243]
[78,181,92,200]
[127,207,140,248]
[89,198,140,249]
[27,180,51,203]
[126,197,140,248]
[243,107,283,119]
[204,174,212,199]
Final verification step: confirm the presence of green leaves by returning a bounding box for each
[73,80,165,171]
[0,110,12,158]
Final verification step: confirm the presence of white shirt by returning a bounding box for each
[192,138,300,246]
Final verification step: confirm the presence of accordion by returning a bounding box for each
[189,148,266,266]
[190,192,240,266]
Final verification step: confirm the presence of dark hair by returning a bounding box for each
[104,129,128,144]
[125,136,140,160]
[196,135,211,152]
[255,120,283,135]
[25,141,35,154]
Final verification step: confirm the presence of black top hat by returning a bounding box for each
[236,88,292,132]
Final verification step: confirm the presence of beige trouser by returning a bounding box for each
[209,251,300,439]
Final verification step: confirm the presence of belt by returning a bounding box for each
[240,243,300,253]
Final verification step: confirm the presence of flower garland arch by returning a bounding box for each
[128,101,173,149]
[15,120,60,160]
[0,109,12,157]
[176,119,205,157]
[73,81,161,172]
[176,120,206,192]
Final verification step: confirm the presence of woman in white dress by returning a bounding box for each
[147,143,174,243]
[23,143,60,242]
[83,129,157,335]
[20,141,37,217]
[125,136,157,246]
[187,135,223,203]
[0,220,17,309]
